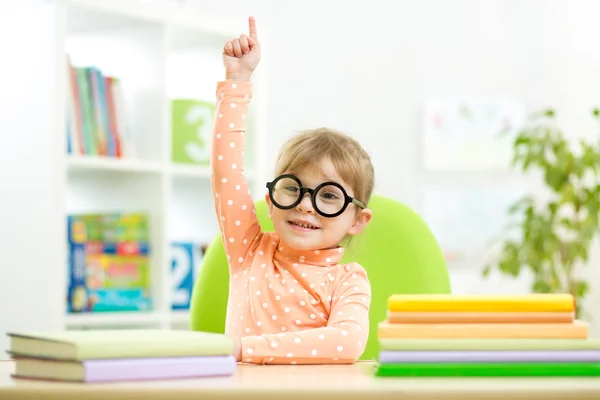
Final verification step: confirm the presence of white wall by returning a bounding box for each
[191,0,600,335]
[191,0,549,200]
[0,2,65,353]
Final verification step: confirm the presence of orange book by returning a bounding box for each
[386,311,575,324]
[378,320,588,339]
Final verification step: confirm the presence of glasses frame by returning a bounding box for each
[265,174,366,218]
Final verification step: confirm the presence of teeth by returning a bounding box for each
[291,221,317,229]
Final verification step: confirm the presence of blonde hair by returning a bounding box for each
[274,128,375,207]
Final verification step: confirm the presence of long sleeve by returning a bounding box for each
[211,81,261,273]
[239,263,371,364]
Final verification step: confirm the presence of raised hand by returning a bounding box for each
[223,16,261,82]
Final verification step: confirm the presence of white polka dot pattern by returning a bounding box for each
[211,81,260,274]
[212,81,371,366]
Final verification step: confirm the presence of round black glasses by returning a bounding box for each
[266,174,366,218]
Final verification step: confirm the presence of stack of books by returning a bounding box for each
[376,294,600,377]
[7,329,236,382]
[66,57,134,158]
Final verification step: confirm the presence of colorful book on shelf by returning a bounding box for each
[66,55,134,158]
[7,329,235,382]
[67,213,152,313]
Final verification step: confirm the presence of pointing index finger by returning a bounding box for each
[248,16,258,40]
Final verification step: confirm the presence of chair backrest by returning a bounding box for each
[190,194,451,360]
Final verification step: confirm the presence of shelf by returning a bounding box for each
[170,163,210,178]
[170,310,190,325]
[67,156,164,174]
[0,0,269,345]
[170,163,256,181]
[65,311,193,328]
[66,157,257,179]
[65,311,165,328]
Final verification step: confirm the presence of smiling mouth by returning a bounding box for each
[288,221,320,230]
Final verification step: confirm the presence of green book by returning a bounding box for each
[379,338,600,351]
[376,362,600,377]
[7,329,232,360]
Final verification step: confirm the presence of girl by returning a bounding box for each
[212,16,375,365]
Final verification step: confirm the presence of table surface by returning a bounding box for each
[1,360,600,400]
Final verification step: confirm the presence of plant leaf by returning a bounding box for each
[573,280,590,299]
[533,280,552,293]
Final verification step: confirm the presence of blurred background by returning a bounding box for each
[0,0,599,353]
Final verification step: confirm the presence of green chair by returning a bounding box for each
[189,194,451,360]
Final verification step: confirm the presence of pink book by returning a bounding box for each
[12,355,236,383]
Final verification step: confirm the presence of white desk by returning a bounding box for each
[0,360,599,400]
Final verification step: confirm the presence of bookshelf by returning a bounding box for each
[53,0,268,331]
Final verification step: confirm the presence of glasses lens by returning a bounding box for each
[315,184,346,215]
[271,176,301,207]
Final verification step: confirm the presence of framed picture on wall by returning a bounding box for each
[422,96,528,171]
[421,182,528,270]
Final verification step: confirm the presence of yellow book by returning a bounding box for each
[387,294,575,313]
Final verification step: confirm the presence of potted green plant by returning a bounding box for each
[483,108,600,319]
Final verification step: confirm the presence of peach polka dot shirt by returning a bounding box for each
[211,81,371,365]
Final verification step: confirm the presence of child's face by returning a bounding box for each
[265,158,372,251]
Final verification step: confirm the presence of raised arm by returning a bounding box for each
[211,17,263,273]
[239,263,372,364]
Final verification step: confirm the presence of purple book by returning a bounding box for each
[13,355,237,383]
[379,350,600,364]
